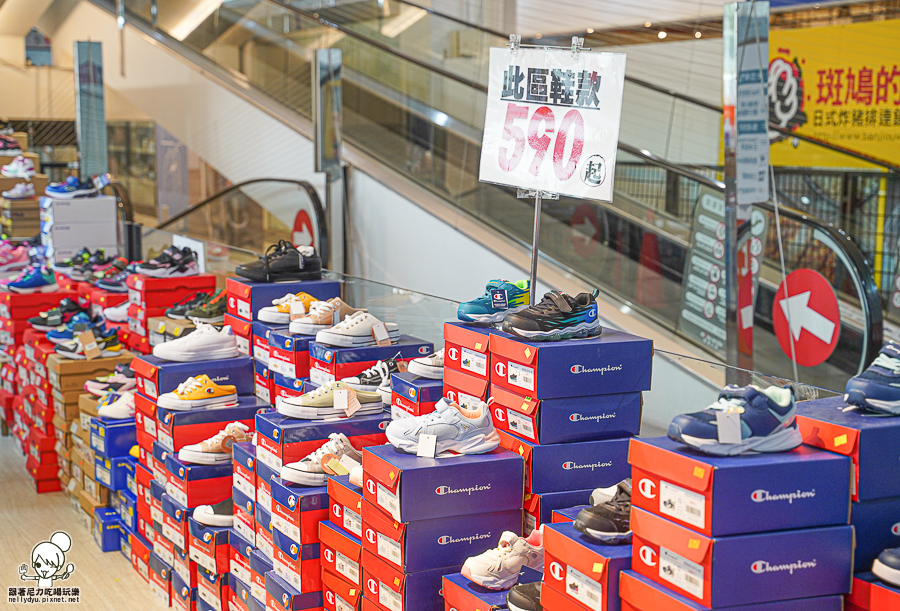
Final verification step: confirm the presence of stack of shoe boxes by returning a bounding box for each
[231,441,259,611]
[623,433,854,609]
[0,135,47,236]
[793,395,900,609]
[320,474,364,611]
[0,290,74,355]
[360,444,525,611]
[847,572,900,611]
[40,194,119,264]
[488,329,649,534]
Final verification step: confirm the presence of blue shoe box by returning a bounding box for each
[196,598,215,611]
[362,443,524,522]
[172,569,198,611]
[247,595,264,611]
[442,567,542,611]
[119,524,134,561]
[132,354,256,400]
[225,277,341,323]
[489,329,653,399]
[255,410,389,472]
[94,455,133,490]
[308,336,434,386]
[233,484,257,544]
[851,496,900,572]
[361,498,522,572]
[551,505,585,524]
[619,570,843,611]
[264,570,323,610]
[630,436,852,536]
[362,550,451,611]
[117,489,138,532]
[93,507,121,551]
[797,395,900,501]
[499,430,631,494]
[197,566,228,611]
[156,396,268,453]
[166,452,232,508]
[271,371,306,404]
[252,321,288,364]
[268,330,314,379]
[271,528,321,592]
[523,488,594,533]
[229,573,253,611]
[270,478,329,545]
[187,517,230,574]
[233,441,257,501]
[250,550,273,605]
[491,382,642,444]
[391,372,445,417]
[230,528,256,587]
[149,552,173,607]
[254,359,272,404]
[90,417,136,458]
[161,492,193,551]
[631,507,853,607]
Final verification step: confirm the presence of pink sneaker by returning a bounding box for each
[0,247,30,273]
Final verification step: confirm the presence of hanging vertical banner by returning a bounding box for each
[73,41,109,178]
[479,47,626,202]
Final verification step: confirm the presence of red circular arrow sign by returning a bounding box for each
[772,269,840,367]
[293,210,315,248]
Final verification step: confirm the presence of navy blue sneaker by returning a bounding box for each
[844,343,900,415]
[874,547,900,586]
[46,312,103,345]
[667,385,800,456]
[44,176,97,199]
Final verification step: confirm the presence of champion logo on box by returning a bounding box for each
[242,590,248,601]
[333,503,343,518]
[175,510,182,519]
[288,495,296,508]
[418,346,430,355]
[365,529,377,544]
[293,380,302,388]
[437,532,491,545]
[569,412,616,422]
[366,480,377,495]
[203,532,212,542]
[282,593,290,608]
[325,351,333,361]
[750,559,817,575]
[435,484,491,496]
[493,408,506,422]
[548,561,564,581]
[164,413,172,424]
[638,479,656,499]
[408,388,416,399]
[246,501,252,512]
[182,587,189,597]
[750,489,816,504]
[248,458,254,468]
[892,523,900,536]
[326,592,335,605]
[290,544,298,555]
[179,467,185,477]
[639,546,657,566]
[284,339,291,348]
[569,363,623,375]
[228,297,236,308]
[495,363,506,377]
[562,460,613,471]
[378,421,388,430]
[324,549,334,563]
[273,430,279,440]
[447,348,459,361]
[367,578,378,596]
[446,391,457,402]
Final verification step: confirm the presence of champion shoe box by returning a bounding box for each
[250,550,273,605]
[254,360,274,404]
[270,478,329,545]
[847,572,900,610]
[265,571,323,610]
[173,570,199,611]
[441,567,542,611]
[166,452,232,508]
[390,372,443,418]
[149,551,174,606]
[322,569,362,611]
[272,372,307,404]
[126,273,217,311]
[319,520,362,588]
[362,550,452,611]
[132,354,255,401]
[308,337,433,387]
[155,396,265,453]
[251,320,286,364]
[271,526,322,592]
[269,329,314,380]
[328,475,363,539]
[523,488,593,534]
[225,278,341,322]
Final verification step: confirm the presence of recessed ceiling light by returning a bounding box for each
[644,21,652,27]
[535,33,543,39]
[694,31,702,38]
[586,28,594,34]
[658,31,667,39]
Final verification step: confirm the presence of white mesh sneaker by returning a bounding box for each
[384,398,500,455]
[314,311,399,347]
[281,433,363,486]
[461,528,544,590]
[152,323,239,362]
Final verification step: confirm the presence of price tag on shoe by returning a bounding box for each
[417,434,437,458]
[335,387,364,418]
[289,300,307,321]
[77,330,101,361]
[371,322,392,347]
[715,410,743,445]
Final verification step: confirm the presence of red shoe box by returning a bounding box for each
[31,476,63,494]
[322,569,362,611]
[53,272,78,292]
[127,274,217,310]
[128,333,151,355]
[0,316,30,346]
[128,303,168,338]
[0,290,75,320]
[90,287,129,310]
[26,455,58,479]
[442,367,489,409]
[225,314,252,356]
[134,393,158,441]
[443,322,493,382]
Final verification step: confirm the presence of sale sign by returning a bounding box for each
[479,47,626,202]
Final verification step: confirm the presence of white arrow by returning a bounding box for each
[779,290,836,343]
[572,219,596,245]
[293,224,313,247]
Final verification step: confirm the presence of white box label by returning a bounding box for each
[231,562,251,586]
[162,522,185,549]
[253,345,269,363]
[274,557,302,591]
[460,348,487,377]
[377,532,402,567]
[144,417,157,437]
[237,299,251,319]
[157,429,173,452]
[257,487,272,513]
[251,581,266,603]
[234,472,255,500]
[156,545,174,567]
[150,579,169,605]
[508,362,535,391]
[309,367,334,386]
[234,519,255,544]
[236,335,250,355]
[566,564,603,610]
[335,551,360,584]
[507,409,535,440]
[379,583,402,611]
[174,558,190,585]
[659,481,706,529]
[166,483,188,508]
[342,507,362,537]
[659,547,704,599]
[376,482,401,521]
[257,446,282,471]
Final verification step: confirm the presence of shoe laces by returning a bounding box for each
[334,311,369,330]
[705,396,746,414]
[305,433,343,462]
[193,322,219,335]
[872,352,900,373]
[273,293,302,306]
[308,381,340,399]
[359,361,390,381]
[175,377,204,396]
[480,532,521,563]
[203,421,249,446]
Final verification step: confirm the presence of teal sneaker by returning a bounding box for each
[457,279,531,323]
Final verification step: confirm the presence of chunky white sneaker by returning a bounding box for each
[281,433,363,486]
[177,422,251,465]
[97,391,135,420]
[152,323,239,362]
[315,311,399,347]
[407,349,443,379]
[461,528,544,590]
[384,398,500,455]
[103,301,129,323]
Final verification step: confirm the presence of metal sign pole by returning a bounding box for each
[530,191,541,305]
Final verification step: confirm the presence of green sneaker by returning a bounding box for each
[185,289,226,324]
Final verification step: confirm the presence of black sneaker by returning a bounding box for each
[136,246,199,278]
[235,241,322,283]
[507,582,542,611]
[341,358,403,391]
[68,249,114,280]
[0,135,22,155]
[95,263,138,293]
[573,480,632,544]
[185,289,226,324]
[0,118,13,136]
[28,298,90,331]
[51,247,91,272]
[192,498,233,527]
[166,291,212,320]
[55,325,123,360]
[500,290,601,341]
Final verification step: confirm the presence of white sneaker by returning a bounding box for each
[289,298,365,335]
[314,311,399,347]
[152,323,239,362]
[461,529,544,590]
[280,433,363,486]
[384,398,500,455]
[103,301,129,323]
[407,349,443,379]
[1,182,35,199]
[1,156,35,179]
[97,391,135,420]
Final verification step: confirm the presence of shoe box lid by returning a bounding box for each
[328,475,363,538]
[620,569,843,611]
[251,548,273,579]
[252,320,287,358]
[91,287,128,308]
[197,566,228,606]
[629,436,852,536]
[271,529,321,593]
[229,573,253,611]
[165,453,233,506]
[255,410,389,469]
[155,397,267,453]
[226,314,252,338]
[498,430,630,495]
[391,372,443,405]
[0,289,75,320]
[796,395,900,501]
[265,570,324,610]
[268,329,314,353]
[270,478,329,545]
[361,550,451,611]
[489,329,653,399]
[441,568,542,611]
[443,322,505,382]
[442,367,489,408]
[849,572,900,610]
[361,498,522,573]
[153,440,172,475]
[151,477,167,504]
[361,443,524,523]
[523,488,594,534]
[319,520,362,583]
[196,598,216,611]
[631,506,853,608]
[491,383,642,445]
[132,354,255,400]
[309,336,434,385]
[173,542,197,586]
[171,570,198,609]
[233,441,256,483]
[188,517,230,574]
[551,505,584,525]
[850,496,900,572]
[543,522,632,611]
[322,568,361,611]
[254,359,271,381]
[131,526,154,564]
[271,371,306,395]
[90,417,137,459]
[47,352,135,390]
[126,273,217,309]
[226,278,341,323]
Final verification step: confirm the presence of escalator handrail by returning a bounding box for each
[156,178,330,267]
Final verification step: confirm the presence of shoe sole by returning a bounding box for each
[315,328,400,348]
[386,428,501,455]
[502,319,601,341]
[235,269,323,283]
[166,313,187,320]
[44,188,97,199]
[0,262,28,272]
[460,565,521,590]
[157,394,238,410]
[276,403,384,420]
[506,602,531,611]
[342,381,384,392]
[289,322,329,335]
[668,422,803,456]
[280,466,327,486]
[406,362,443,379]
[844,389,900,415]
[573,519,632,544]
[151,346,240,362]
[458,305,528,324]
[873,559,900,587]
[8,283,59,294]
[258,310,291,324]
[176,448,232,465]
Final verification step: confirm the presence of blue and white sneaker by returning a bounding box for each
[874,547,900,586]
[46,312,102,345]
[44,176,98,199]
[844,343,900,415]
[458,279,531,323]
[667,385,800,456]
[7,267,58,294]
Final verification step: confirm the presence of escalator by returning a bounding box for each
[77,0,883,393]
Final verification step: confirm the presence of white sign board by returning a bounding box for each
[479,47,626,202]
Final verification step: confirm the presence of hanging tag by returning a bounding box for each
[77,330,101,361]
[289,300,307,321]
[489,289,509,310]
[715,410,743,445]
[322,455,350,476]
[371,322,392,347]
[339,454,361,473]
[340,388,363,418]
[417,434,437,458]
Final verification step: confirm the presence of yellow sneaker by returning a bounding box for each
[257,292,317,324]
[156,374,238,410]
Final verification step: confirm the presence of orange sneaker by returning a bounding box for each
[257,291,317,324]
